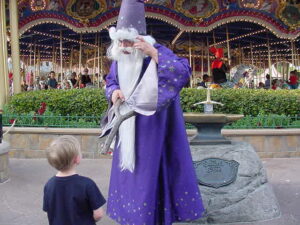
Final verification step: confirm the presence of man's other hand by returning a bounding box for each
[112,89,125,104]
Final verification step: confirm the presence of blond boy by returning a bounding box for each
[43,135,105,225]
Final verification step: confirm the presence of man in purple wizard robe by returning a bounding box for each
[102,0,205,224]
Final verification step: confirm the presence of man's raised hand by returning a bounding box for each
[134,36,158,63]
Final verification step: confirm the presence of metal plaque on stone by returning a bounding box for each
[193,158,239,188]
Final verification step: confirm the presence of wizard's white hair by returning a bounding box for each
[107,27,156,61]
[108,27,156,44]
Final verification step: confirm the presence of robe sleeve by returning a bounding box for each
[105,61,120,101]
[155,44,191,111]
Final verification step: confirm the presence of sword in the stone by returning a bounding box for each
[193,88,224,106]
[100,98,136,154]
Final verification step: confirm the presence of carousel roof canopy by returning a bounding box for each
[16,0,299,38]
[6,0,300,68]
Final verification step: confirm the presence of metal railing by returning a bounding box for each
[2,114,101,128]
[2,114,300,129]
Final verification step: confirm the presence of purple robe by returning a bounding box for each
[105,44,205,225]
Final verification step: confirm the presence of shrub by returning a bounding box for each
[224,114,296,129]
[7,89,108,116]
[6,88,300,117]
[180,89,300,116]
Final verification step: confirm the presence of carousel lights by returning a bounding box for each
[210,29,267,47]
[30,30,98,48]
[252,53,299,57]
[30,0,46,11]
[240,0,261,8]
[249,48,299,54]
[19,54,69,60]
[20,49,69,56]
[19,41,70,51]
[242,40,293,49]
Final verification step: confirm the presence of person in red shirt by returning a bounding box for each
[289,70,299,89]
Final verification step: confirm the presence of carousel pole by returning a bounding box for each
[291,40,295,66]
[295,44,300,66]
[238,43,241,64]
[293,41,298,67]
[226,25,231,66]
[37,48,41,78]
[0,0,9,106]
[207,37,211,77]
[60,30,63,81]
[33,42,36,82]
[9,0,21,94]
[258,49,262,82]
[213,30,216,45]
[98,36,101,88]
[192,49,196,87]
[69,46,73,73]
[250,43,254,66]
[201,42,204,76]
[267,37,272,88]
[93,34,97,84]
[188,34,192,87]
[275,48,279,79]
[79,34,82,74]
[29,44,32,72]
[52,45,55,72]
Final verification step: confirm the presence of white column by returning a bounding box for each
[9,0,21,94]
[0,0,9,107]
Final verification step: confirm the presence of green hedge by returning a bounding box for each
[181,89,300,116]
[6,88,300,117]
[7,89,108,116]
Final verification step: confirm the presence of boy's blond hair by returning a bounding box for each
[46,135,81,171]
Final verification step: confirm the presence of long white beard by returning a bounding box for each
[117,51,144,172]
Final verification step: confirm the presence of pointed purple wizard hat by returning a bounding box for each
[109,0,147,40]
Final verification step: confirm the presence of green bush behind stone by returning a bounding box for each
[7,88,300,116]
[181,88,300,116]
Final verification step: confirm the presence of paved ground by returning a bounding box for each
[0,158,299,225]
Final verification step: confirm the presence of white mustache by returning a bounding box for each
[119,47,134,53]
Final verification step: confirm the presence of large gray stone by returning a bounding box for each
[190,142,281,224]
[0,141,10,183]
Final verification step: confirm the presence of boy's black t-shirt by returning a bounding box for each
[43,174,106,225]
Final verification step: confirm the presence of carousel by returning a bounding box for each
[0,0,299,100]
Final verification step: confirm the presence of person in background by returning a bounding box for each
[264,74,271,89]
[81,68,92,87]
[70,72,78,88]
[48,71,58,89]
[197,74,210,89]
[289,70,299,89]
[271,79,278,90]
[258,82,265,89]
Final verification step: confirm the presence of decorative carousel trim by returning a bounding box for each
[174,0,219,23]
[145,13,300,40]
[239,0,263,9]
[66,0,107,25]
[19,11,300,40]
[277,0,300,31]
[30,0,47,11]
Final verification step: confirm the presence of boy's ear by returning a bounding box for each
[74,155,81,165]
